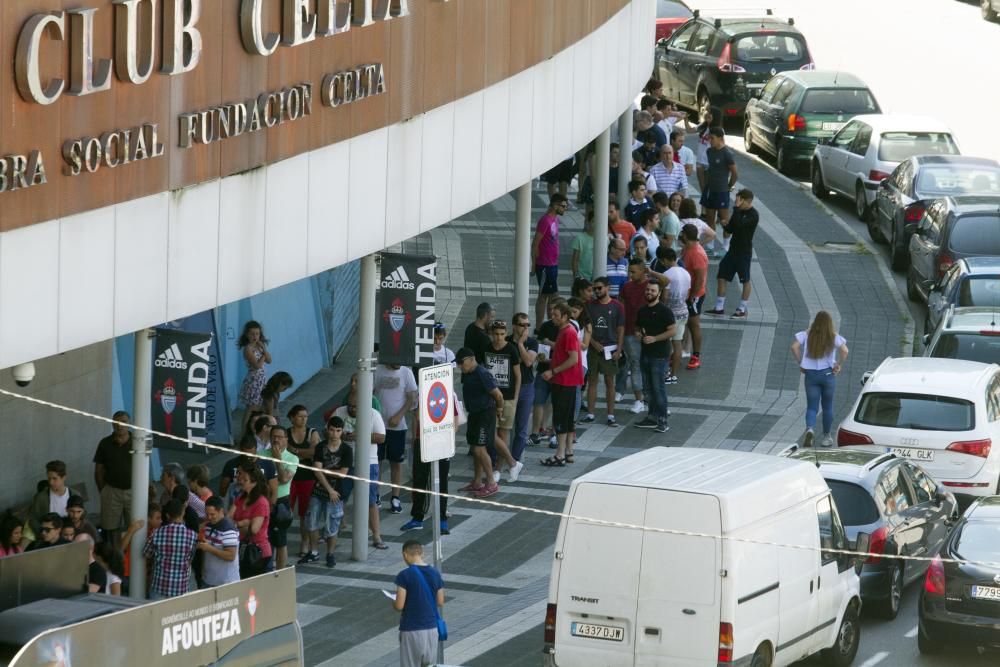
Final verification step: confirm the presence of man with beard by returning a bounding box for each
[633,281,677,434]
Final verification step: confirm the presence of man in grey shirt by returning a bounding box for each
[583,278,626,427]
[701,127,738,257]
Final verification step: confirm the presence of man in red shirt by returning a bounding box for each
[617,258,650,414]
[539,302,582,467]
[680,224,708,370]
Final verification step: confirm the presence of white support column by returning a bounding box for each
[592,127,611,281]
[129,329,153,600]
[617,107,634,212]
[352,253,377,562]
[514,183,532,317]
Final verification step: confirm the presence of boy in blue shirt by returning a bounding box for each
[392,540,445,667]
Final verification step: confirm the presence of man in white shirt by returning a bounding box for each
[649,145,688,196]
[651,248,692,385]
[671,130,697,178]
[374,364,418,515]
[333,393,390,550]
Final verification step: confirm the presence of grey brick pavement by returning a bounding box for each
[273,145,908,665]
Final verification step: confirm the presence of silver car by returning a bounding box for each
[810,114,960,223]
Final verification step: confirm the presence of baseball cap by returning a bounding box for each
[455,348,475,363]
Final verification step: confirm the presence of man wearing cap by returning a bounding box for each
[456,348,505,498]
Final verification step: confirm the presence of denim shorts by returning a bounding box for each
[306,496,344,539]
[368,463,381,506]
[533,375,551,405]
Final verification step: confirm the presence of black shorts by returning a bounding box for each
[535,265,559,295]
[466,408,497,446]
[718,252,752,284]
[542,157,575,184]
[268,497,290,549]
[378,429,407,463]
[550,384,577,435]
[687,295,705,318]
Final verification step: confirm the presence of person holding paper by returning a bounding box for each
[391,540,445,667]
[582,277,625,427]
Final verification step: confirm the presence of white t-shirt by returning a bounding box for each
[373,365,417,431]
[432,346,456,366]
[681,217,714,242]
[677,146,697,173]
[634,227,660,258]
[50,488,69,516]
[333,405,387,465]
[571,320,588,372]
[664,266,692,320]
[796,332,848,370]
[105,572,122,595]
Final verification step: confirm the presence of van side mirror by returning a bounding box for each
[860,371,873,386]
[658,38,670,49]
[818,137,830,146]
[922,333,931,346]
[853,532,870,575]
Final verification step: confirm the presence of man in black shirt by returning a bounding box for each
[463,302,494,363]
[507,312,538,463]
[633,281,677,434]
[532,307,561,445]
[706,189,759,320]
[26,513,71,551]
[93,411,133,546]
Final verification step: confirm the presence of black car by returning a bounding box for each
[906,196,1000,304]
[873,155,1000,271]
[920,257,1000,334]
[919,495,1000,654]
[786,448,958,619]
[654,10,813,123]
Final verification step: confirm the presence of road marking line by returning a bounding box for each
[859,651,889,667]
[905,625,918,638]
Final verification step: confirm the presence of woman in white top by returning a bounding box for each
[791,311,849,448]
[678,198,717,249]
[95,541,124,596]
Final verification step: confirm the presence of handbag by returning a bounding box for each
[271,502,293,530]
[239,542,263,573]
[411,565,447,641]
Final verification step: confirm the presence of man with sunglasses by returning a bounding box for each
[483,320,523,483]
[507,313,539,464]
[332,393,390,550]
[26,513,71,551]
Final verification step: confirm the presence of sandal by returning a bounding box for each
[372,540,389,550]
[540,456,566,467]
[565,453,574,463]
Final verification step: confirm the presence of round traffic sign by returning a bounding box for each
[426,381,449,424]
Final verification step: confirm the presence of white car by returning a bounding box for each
[837,357,1000,498]
[810,114,960,224]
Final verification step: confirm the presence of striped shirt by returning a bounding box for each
[649,160,688,196]
[202,518,241,587]
[606,256,629,298]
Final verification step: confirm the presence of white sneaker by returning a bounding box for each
[508,460,524,483]
[614,392,624,402]
[630,400,645,414]
[821,435,834,448]
[681,351,691,359]
[492,470,501,484]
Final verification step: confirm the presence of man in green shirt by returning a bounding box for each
[265,426,299,570]
[571,214,595,280]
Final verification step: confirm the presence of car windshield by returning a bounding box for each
[930,332,1000,364]
[800,89,879,115]
[855,393,975,431]
[915,166,1000,197]
[949,220,1000,256]
[656,0,692,19]
[732,34,806,62]
[877,132,959,162]
[953,521,1000,563]
[827,480,880,526]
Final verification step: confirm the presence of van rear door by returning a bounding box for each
[554,483,647,666]
[635,490,722,666]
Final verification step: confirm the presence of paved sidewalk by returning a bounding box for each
[272,149,907,666]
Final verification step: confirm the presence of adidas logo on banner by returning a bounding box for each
[154,343,189,369]
[381,266,414,290]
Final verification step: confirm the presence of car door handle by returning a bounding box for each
[817,575,821,590]
[809,581,814,594]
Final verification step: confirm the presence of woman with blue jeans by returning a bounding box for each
[791,311,849,447]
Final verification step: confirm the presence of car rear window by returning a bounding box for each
[955,277,1000,307]
[799,89,879,115]
[732,34,806,62]
[954,521,1000,563]
[877,133,959,162]
[930,332,1000,364]
[915,166,1000,197]
[948,218,1000,255]
[656,0,692,19]
[827,480,879,526]
[855,392,975,431]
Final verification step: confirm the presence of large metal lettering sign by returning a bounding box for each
[151,327,219,450]
[377,252,436,367]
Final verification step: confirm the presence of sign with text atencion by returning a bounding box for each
[419,364,455,462]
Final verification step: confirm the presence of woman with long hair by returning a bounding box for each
[287,404,320,558]
[0,513,23,558]
[260,372,294,417]
[238,321,271,408]
[230,461,273,577]
[791,311,850,447]
[95,541,126,595]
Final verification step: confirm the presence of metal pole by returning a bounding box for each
[514,183,532,317]
[352,254,377,562]
[430,459,444,662]
[617,107,634,212]
[592,127,611,281]
[130,329,153,600]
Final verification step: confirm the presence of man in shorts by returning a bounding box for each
[706,189,759,319]
[456,348,505,498]
[374,362,418,514]
[303,416,353,568]
[532,195,569,326]
[483,320,524,482]
[333,393,389,551]
[680,224,708,370]
[540,302,584,466]
[583,277,625,426]
[701,127,738,257]
[654,248,691,383]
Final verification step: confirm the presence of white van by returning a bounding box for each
[543,447,867,667]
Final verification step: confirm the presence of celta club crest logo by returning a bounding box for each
[382,297,412,354]
[246,589,258,635]
[154,377,184,433]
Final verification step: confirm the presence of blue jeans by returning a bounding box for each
[640,356,669,422]
[512,382,535,462]
[616,337,644,396]
[804,368,836,435]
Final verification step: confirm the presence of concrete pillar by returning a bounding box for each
[514,183,532,317]
[592,127,611,281]
[617,107,634,212]
[129,329,153,600]
[352,254,377,562]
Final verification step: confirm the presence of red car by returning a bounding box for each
[655,0,694,42]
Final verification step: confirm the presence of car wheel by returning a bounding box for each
[776,142,792,175]
[906,269,922,303]
[917,623,940,654]
[983,0,999,21]
[811,162,829,199]
[744,122,757,154]
[750,643,773,667]
[822,602,860,667]
[873,562,903,619]
[889,224,909,272]
[698,90,711,123]
[855,183,872,223]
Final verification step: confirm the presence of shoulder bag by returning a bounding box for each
[411,565,447,641]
